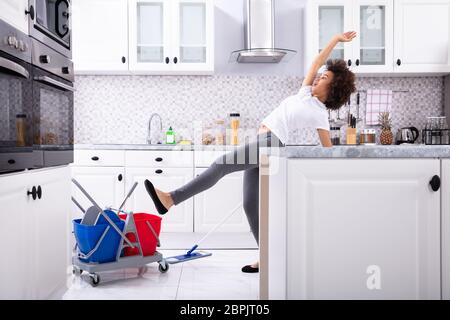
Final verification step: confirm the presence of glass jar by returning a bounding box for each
[229,113,240,145]
[214,119,225,145]
[202,125,214,145]
[16,114,27,147]
[330,126,341,145]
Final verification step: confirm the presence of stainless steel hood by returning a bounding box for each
[230,0,296,63]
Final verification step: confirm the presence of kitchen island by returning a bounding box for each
[259,145,450,300]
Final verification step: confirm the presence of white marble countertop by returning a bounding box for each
[75,143,242,151]
[76,143,450,158]
[271,144,450,158]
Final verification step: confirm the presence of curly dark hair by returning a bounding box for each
[324,59,356,110]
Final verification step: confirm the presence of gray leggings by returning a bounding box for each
[170,132,283,245]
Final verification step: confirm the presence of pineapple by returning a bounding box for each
[379,112,393,145]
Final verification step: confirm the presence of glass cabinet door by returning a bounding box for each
[354,1,393,71]
[318,6,346,60]
[172,0,213,72]
[137,1,165,63]
[129,0,171,70]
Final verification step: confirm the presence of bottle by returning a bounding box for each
[16,114,27,147]
[165,126,176,144]
[229,113,240,145]
[214,119,225,145]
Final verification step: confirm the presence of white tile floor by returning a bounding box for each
[62,249,259,300]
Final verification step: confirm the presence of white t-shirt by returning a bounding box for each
[261,86,330,144]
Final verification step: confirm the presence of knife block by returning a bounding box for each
[346,128,357,145]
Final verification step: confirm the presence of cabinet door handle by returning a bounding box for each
[165,57,170,64]
[173,57,178,64]
[347,59,352,67]
[155,169,163,174]
[27,186,37,200]
[7,159,16,165]
[397,59,402,66]
[122,56,126,63]
[25,5,35,20]
[155,157,163,162]
[355,59,360,66]
[37,185,42,199]
[118,174,123,181]
[430,175,441,192]
[91,156,99,161]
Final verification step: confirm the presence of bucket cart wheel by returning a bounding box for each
[158,260,169,273]
[138,266,148,276]
[89,273,101,286]
[72,267,83,276]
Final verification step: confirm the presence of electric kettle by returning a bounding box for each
[395,127,419,144]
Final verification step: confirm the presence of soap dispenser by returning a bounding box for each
[166,126,176,144]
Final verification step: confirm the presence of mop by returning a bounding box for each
[166,201,243,264]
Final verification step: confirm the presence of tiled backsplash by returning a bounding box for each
[74,75,444,145]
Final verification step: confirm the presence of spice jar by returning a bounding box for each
[330,126,341,145]
[16,114,27,147]
[214,119,225,145]
[229,113,240,145]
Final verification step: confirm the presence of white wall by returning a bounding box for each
[214,0,306,76]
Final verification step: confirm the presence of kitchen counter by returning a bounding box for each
[263,144,450,158]
[75,143,242,151]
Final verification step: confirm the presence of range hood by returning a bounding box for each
[230,0,296,63]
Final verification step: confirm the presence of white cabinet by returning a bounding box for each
[0,171,32,299]
[284,159,440,299]
[306,0,450,74]
[125,167,194,232]
[394,0,450,73]
[72,0,129,73]
[0,166,70,299]
[306,0,353,66]
[194,168,250,233]
[0,0,29,34]
[70,166,126,217]
[129,0,214,74]
[443,159,450,300]
[31,167,71,300]
[353,0,394,73]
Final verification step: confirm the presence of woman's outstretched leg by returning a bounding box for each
[145,132,277,214]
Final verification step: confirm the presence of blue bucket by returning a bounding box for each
[73,210,125,263]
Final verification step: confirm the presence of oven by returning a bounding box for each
[0,19,34,173]
[27,0,72,58]
[31,38,74,168]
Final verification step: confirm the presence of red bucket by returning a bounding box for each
[119,213,162,256]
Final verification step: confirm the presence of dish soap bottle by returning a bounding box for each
[165,126,176,144]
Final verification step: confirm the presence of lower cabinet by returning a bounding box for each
[285,159,441,299]
[443,159,450,300]
[194,168,250,232]
[125,167,194,232]
[0,166,70,299]
[70,166,125,218]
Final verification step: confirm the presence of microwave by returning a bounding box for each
[27,0,72,59]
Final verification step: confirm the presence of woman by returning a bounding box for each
[145,32,357,273]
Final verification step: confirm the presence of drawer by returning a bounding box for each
[74,150,125,167]
[194,150,228,167]
[125,150,193,167]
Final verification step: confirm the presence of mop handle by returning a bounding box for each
[195,201,243,247]
[117,182,138,213]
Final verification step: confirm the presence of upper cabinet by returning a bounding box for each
[394,0,450,73]
[306,0,450,75]
[0,0,29,34]
[72,0,129,74]
[73,0,214,75]
[129,0,214,73]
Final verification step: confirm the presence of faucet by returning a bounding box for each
[147,113,163,144]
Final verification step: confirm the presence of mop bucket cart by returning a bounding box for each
[71,178,168,287]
